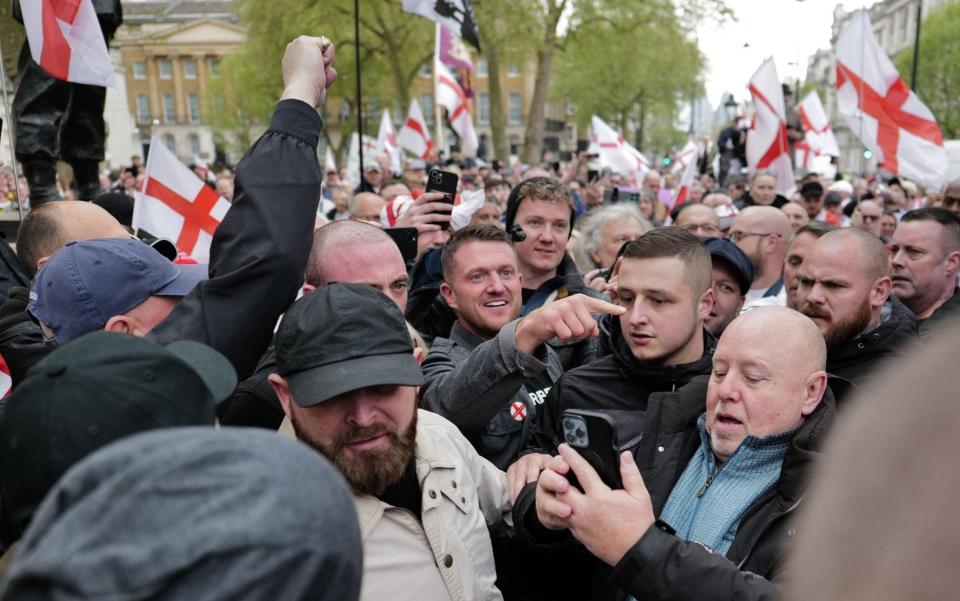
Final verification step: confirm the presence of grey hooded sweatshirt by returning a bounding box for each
[0,427,363,601]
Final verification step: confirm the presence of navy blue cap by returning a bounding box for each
[28,238,207,344]
[703,237,754,295]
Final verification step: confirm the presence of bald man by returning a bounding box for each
[728,206,791,311]
[348,192,385,224]
[0,201,130,384]
[531,306,835,601]
[851,200,883,238]
[222,220,412,429]
[674,203,722,239]
[795,228,917,388]
[780,201,809,231]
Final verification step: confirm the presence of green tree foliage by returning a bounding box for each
[210,0,433,160]
[555,0,706,154]
[895,1,960,138]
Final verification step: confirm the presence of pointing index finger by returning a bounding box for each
[584,296,626,316]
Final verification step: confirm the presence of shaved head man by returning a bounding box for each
[795,228,917,387]
[940,179,960,217]
[851,200,883,238]
[16,201,129,279]
[728,206,791,309]
[675,203,722,239]
[780,202,809,231]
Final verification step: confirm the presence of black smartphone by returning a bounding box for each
[560,409,623,490]
[587,169,599,183]
[425,169,458,231]
[384,227,418,263]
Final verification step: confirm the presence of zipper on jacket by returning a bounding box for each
[695,475,714,497]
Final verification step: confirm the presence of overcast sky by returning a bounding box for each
[697,0,877,107]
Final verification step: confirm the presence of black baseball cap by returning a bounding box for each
[0,331,236,541]
[800,181,824,199]
[704,237,754,295]
[275,283,423,407]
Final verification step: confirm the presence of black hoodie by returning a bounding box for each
[524,317,716,456]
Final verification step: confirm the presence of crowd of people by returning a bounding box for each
[0,35,954,600]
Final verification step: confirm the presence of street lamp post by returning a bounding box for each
[911,0,923,91]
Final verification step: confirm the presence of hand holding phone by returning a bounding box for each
[424,169,458,231]
[560,409,623,490]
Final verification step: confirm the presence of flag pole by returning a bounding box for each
[910,0,923,91]
[0,42,24,222]
[433,23,444,160]
[354,0,364,179]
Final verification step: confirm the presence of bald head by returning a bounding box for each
[818,228,890,282]
[675,203,721,238]
[348,192,385,223]
[736,206,791,239]
[17,201,129,278]
[724,306,826,375]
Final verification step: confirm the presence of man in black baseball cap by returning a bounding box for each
[0,331,236,546]
[268,282,511,601]
[703,237,754,336]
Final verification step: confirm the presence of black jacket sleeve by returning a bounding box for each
[610,524,778,601]
[148,100,323,380]
[524,374,567,456]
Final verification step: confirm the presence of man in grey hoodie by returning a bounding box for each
[0,427,362,601]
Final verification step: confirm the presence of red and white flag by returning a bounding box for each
[133,138,230,264]
[590,116,650,182]
[672,140,700,209]
[795,91,840,171]
[0,353,11,397]
[21,0,115,87]
[435,57,478,155]
[836,9,946,188]
[671,139,698,176]
[324,146,337,174]
[746,58,795,196]
[376,110,403,175]
[398,98,434,160]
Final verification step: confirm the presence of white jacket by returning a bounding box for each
[281,409,512,601]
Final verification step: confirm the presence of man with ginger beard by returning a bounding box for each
[795,228,917,389]
[269,283,512,601]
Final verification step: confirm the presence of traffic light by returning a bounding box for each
[863,149,873,160]
[662,155,671,167]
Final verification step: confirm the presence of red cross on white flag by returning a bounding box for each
[746,58,795,196]
[836,9,946,188]
[0,353,11,398]
[673,140,700,209]
[398,98,434,160]
[590,115,650,181]
[435,57,478,155]
[377,109,403,175]
[795,91,840,171]
[133,138,230,264]
[21,0,115,87]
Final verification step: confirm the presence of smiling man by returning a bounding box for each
[531,307,835,601]
[421,225,622,470]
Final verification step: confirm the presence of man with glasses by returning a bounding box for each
[674,203,722,239]
[727,206,791,311]
[851,200,883,238]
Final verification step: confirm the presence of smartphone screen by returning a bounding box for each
[425,169,458,231]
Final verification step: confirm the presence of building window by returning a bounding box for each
[477,58,488,77]
[136,95,150,123]
[420,62,432,78]
[163,94,175,123]
[132,61,146,80]
[163,134,177,155]
[508,92,522,125]
[158,59,172,80]
[209,58,221,77]
[183,58,197,80]
[421,93,434,126]
[188,93,201,123]
[478,93,490,124]
[507,61,520,77]
[189,134,201,157]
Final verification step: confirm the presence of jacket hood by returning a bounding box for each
[827,296,917,377]
[0,427,363,601]
[774,387,838,507]
[607,314,716,386]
